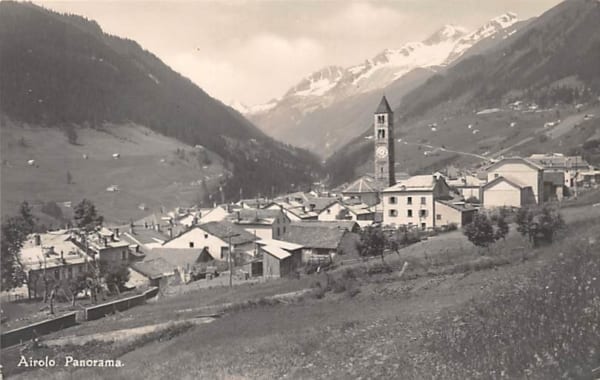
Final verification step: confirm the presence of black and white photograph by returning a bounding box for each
[1,0,599,378]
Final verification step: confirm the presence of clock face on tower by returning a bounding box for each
[376,146,388,159]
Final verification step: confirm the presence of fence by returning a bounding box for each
[84,287,158,321]
[1,312,77,348]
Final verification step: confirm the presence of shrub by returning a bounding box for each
[516,205,565,247]
[446,222,458,231]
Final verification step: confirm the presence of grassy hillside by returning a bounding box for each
[0,118,226,225]
[0,1,322,212]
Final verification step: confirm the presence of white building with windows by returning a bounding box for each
[382,175,453,230]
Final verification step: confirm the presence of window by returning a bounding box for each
[283,226,286,234]
[420,197,426,205]
[327,209,331,214]
[122,250,127,260]
[204,233,209,239]
[277,227,280,236]
[421,223,426,230]
[389,209,398,217]
[68,267,73,279]
[407,209,413,217]
[389,196,397,204]
[54,269,60,280]
[419,210,427,218]
[494,173,499,178]
[377,115,386,123]
[436,214,442,220]
[407,197,412,205]
[189,241,194,248]
[377,129,386,139]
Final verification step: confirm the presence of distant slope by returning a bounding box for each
[246,13,521,156]
[0,119,226,224]
[0,1,322,215]
[325,0,600,186]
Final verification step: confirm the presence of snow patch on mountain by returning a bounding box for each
[244,12,519,116]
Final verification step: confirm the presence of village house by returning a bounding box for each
[281,222,360,262]
[254,239,303,278]
[264,199,318,221]
[382,175,454,230]
[161,221,257,262]
[483,157,544,207]
[434,199,477,227]
[82,227,130,267]
[317,200,375,227]
[20,231,89,299]
[529,154,591,189]
[446,174,485,202]
[130,257,179,288]
[341,176,381,206]
[228,208,290,240]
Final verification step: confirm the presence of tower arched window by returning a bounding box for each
[378,129,386,139]
[377,115,386,124]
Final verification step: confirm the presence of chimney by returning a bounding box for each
[34,234,41,246]
[236,211,241,222]
[60,251,64,260]
[103,237,108,247]
[115,228,120,238]
[192,216,199,226]
[168,227,173,239]
[156,224,161,232]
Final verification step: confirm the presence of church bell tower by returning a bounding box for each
[374,96,395,187]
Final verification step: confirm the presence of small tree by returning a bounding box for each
[516,206,565,247]
[101,263,130,295]
[357,226,386,262]
[463,213,506,252]
[1,202,35,291]
[73,199,103,232]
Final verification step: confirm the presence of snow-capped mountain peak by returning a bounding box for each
[243,12,519,116]
[424,24,469,45]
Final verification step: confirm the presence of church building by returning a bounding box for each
[374,96,396,188]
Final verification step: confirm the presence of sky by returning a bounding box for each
[38,0,563,106]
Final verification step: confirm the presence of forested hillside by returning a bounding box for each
[0,2,322,204]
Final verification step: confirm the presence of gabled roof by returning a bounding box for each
[197,221,257,245]
[375,95,392,114]
[483,176,525,190]
[282,224,348,250]
[130,257,176,280]
[232,208,285,225]
[435,199,478,212]
[383,175,438,192]
[343,176,378,194]
[261,245,291,260]
[146,247,208,266]
[291,220,359,232]
[486,157,543,172]
[257,239,303,251]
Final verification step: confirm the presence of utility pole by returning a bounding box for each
[225,230,240,288]
[574,155,579,199]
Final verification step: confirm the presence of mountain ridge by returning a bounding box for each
[244,12,521,156]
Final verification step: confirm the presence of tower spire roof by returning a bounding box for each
[375,95,392,114]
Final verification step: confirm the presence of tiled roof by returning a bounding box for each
[21,231,88,271]
[343,176,378,193]
[483,176,525,190]
[529,155,589,169]
[130,258,176,280]
[198,221,257,245]
[291,220,358,231]
[230,208,284,225]
[383,175,437,192]
[283,224,349,250]
[261,245,291,260]
[257,239,303,251]
[486,157,544,172]
[146,248,208,267]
